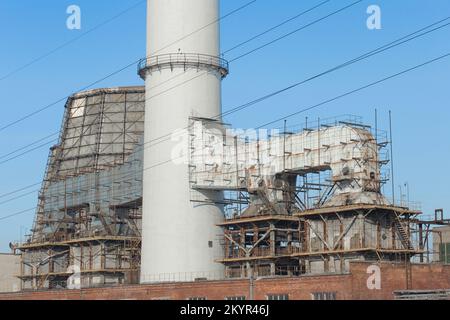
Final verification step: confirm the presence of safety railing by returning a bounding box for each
[138,53,229,79]
[387,198,422,211]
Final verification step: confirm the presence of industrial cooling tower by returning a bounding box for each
[21,87,145,289]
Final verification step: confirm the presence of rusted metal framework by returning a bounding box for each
[17,87,145,290]
[217,117,429,285]
[412,209,450,263]
[18,236,141,290]
[219,204,422,280]
[219,215,301,278]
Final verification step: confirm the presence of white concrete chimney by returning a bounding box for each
[139,0,228,283]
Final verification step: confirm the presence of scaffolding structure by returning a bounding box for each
[411,209,450,263]
[17,87,145,290]
[14,88,449,291]
[206,116,445,287]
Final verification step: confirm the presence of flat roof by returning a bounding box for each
[294,204,422,217]
[432,225,450,231]
[70,86,145,99]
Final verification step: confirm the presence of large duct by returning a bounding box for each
[188,119,389,208]
[139,0,228,282]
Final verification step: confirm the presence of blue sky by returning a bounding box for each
[0,0,449,252]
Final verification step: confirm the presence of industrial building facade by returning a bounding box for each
[434,225,450,264]
[11,86,449,291]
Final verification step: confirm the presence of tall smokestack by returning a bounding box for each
[139,0,228,282]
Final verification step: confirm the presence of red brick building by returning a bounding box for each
[1,262,448,300]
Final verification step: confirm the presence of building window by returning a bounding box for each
[439,243,450,264]
[188,297,207,300]
[225,296,246,301]
[267,294,289,300]
[311,292,337,300]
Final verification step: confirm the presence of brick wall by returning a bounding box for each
[351,262,450,300]
[253,273,352,300]
[1,262,448,300]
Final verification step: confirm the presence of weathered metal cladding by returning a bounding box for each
[33,145,143,242]
[32,87,145,242]
[47,86,145,181]
[22,141,143,289]
[189,119,388,207]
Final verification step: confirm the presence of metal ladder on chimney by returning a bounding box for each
[394,213,414,250]
[393,212,413,289]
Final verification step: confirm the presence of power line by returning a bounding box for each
[144,0,330,92]
[0,0,147,82]
[229,0,364,62]
[2,0,256,83]
[0,2,363,191]
[0,154,181,221]
[0,132,59,160]
[0,0,257,134]
[0,182,42,200]
[0,208,36,222]
[0,60,140,133]
[107,0,371,151]
[114,52,450,180]
[2,10,449,217]
[222,18,450,117]
[133,54,450,182]
[154,0,258,57]
[0,189,39,206]
[128,16,450,153]
[223,0,331,55]
[3,51,449,222]
[0,139,58,165]
[0,0,332,165]
[256,52,450,129]
[10,12,448,170]
[2,14,449,170]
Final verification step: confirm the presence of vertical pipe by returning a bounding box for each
[405,182,410,205]
[317,117,321,200]
[375,109,379,191]
[249,275,254,300]
[374,109,378,144]
[419,224,424,263]
[389,111,395,205]
[304,117,308,208]
[283,120,287,171]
